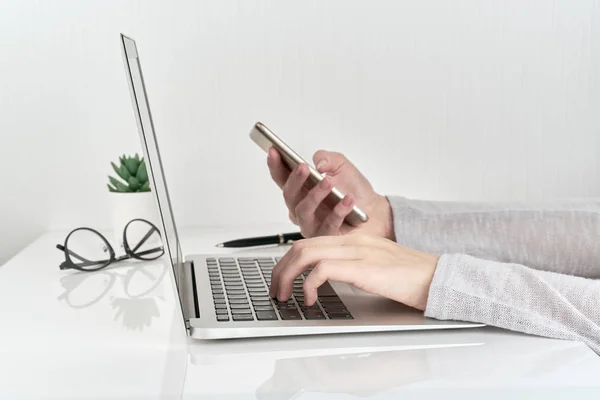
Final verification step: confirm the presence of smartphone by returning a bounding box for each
[250,121,369,226]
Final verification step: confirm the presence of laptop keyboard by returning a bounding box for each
[207,257,353,322]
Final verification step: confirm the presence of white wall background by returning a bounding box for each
[1,0,599,265]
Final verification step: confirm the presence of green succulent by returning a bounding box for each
[107,153,150,192]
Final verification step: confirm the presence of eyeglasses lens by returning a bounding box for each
[125,220,164,260]
[66,229,112,270]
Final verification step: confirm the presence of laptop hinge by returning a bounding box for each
[178,260,199,329]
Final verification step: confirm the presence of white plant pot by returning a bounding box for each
[112,192,160,251]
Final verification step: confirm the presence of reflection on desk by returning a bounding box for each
[185,328,600,398]
[57,260,170,331]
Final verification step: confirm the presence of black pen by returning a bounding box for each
[216,232,304,248]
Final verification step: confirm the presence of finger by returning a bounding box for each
[295,177,333,228]
[288,210,299,225]
[269,236,354,298]
[275,245,366,301]
[282,163,310,214]
[303,260,362,306]
[267,147,290,188]
[312,150,347,175]
[316,194,355,235]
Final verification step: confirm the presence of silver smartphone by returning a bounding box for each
[250,122,369,226]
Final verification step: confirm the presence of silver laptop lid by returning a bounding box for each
[120,34,187,315]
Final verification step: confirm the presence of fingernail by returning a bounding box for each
[343,195,353,206]
[320,177,331,189]
[296,164,305,175]
[316,159,327,171]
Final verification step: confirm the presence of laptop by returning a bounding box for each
[119,34,483,339]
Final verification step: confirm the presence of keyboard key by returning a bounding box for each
[256,311,278,321]
[252,300,272,306]
[227,294,248,300]
[233,314,254,321]
[304,311,326,320]
[280,309,302,320]
[225,284,244,289]
[328,312,354,319]
[226,290,246,295]
[211,289,223,295]
[250,296,270,302]
[318,295,342,303]
[213,294,225,299]
[246,284,266,289]
[322,303,347,310]
[214,298,226,304]
[215,304,227,309]
[248,288,268,294]
[231,303,252,309]
[253,305,275,311]
[216,309,228,315]
[231,308,252,314]
[276,300,296,308]
[217,315,229,322]
[301,305,320,312]
[229,299,249,304]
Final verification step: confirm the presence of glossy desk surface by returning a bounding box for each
[0,226,599,399]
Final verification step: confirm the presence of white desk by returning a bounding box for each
[1,226,599,399]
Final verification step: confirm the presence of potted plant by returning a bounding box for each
[108,153,159,250]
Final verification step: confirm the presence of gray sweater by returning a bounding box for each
[388,196,600,354]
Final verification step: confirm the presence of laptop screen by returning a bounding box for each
[120,34,185,295]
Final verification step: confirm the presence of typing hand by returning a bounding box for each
[269,232,439,311]
[267,147,395,239]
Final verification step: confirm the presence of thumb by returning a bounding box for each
[312,150,347,174]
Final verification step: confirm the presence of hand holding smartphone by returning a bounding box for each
[250,122,368,227]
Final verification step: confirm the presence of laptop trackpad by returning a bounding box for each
[334,281,422,316]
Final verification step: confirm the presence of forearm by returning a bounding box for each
[387,196,600,278]
[426,254,600,354]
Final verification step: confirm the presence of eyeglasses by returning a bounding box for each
[56,219,165,272]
